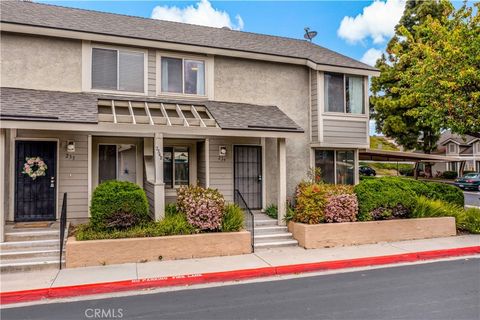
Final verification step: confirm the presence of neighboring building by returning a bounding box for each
[0,1,378,239]
[432,131,480,175]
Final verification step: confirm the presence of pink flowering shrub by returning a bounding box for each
[324,194,358,223]
[177,185,225,231]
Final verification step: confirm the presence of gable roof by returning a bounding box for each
[0,1,377,72]
[0,87,303,133]
[439,130,477,146]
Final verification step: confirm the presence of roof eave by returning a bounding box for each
[0,21,379,76]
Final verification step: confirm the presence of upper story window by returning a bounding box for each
[161,57,205,96]
[92,48,145,93]
[324,73,365,114]
[448,143,457,154]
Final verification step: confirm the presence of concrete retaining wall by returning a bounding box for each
[288,217,456,249]
[66,231,251,268]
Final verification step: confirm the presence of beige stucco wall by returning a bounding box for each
[0,32,82,92]
[289,217,456,249]
[214,56,310,204]
[66,231,251,268]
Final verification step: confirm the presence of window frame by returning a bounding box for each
[97,143,138,184]
[85,43,148,96]
[157,51,210,98]
[323,72,366,116]
[163,146,190,189]
[314,149,357,185]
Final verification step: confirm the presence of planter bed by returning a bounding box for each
[66,231,251,268]
[288,217,456,249]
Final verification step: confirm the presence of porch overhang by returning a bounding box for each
[0,87,304,139]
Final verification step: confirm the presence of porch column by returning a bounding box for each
[154,133,165,221]
[277,138,287,226]
[205,138,210,187]
[0,129,5,242]
[459,160,466,177]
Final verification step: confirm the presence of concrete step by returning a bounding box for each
[5,230,59,242]
[1,257,63,273]
[254,226,288,234]
[254,239,298,249]
[254,219,277,227]
[0,239,60,250]
[254,233,293,240]
[0,248,60,260]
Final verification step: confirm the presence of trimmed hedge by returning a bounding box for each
[354,177,464,221]
[90,181,150,230]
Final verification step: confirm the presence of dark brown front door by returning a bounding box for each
[15,141,57,222]
[234,146,262,209]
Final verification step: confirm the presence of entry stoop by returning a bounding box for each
[1,222,66,273]
[253,211,298,249]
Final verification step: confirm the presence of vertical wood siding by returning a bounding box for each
[197,141,206,187]
[148,49,156,96]
[208,137,260,202]
[311,70,318,142]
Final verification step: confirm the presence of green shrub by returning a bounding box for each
[165,203,180,217]
[441,171,458,179]
[90,181,149,230]
[464,208,480,234]
[76,213,195,241]
[265,204,278,219]
[354,177,464,221]
[399,167,414,176]
[156,213,196,236]
[411,196,465,229]
[222,204,244,232]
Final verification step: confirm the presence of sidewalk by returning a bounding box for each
[1,235,479,304]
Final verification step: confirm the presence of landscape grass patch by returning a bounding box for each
[222,204,244,232]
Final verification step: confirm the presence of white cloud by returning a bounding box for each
[151,0,244,30]
[338,0,405,44]
[361,48,383,66]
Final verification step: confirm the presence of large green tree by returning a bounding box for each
[370,0,453,153]
[399,2,480,138]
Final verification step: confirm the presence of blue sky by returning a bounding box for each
[39,0,410,66]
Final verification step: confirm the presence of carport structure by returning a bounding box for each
[359,149,467,179]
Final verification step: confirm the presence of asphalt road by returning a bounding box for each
[465,191,480,207]
[3,258,479,320]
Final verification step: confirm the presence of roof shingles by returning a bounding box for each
[0,1,378,72]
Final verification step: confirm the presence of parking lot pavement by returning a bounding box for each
[464,191,480,208]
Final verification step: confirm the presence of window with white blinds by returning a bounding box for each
[92,48,145,93]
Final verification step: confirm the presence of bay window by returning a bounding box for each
[315,149,355,185]
[163,147,189,188]
[324,73,365,114]
[161,57,205,95]
[92,48,145,93]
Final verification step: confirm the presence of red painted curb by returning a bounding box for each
[1,245,479,305]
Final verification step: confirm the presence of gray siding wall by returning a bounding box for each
[148,49,156,96]
[197,141,206,188]
[208,137,260,203]
[323,118,369,146]
[15,130,89,220]
[311,70,318,142]
[143,178,155,218]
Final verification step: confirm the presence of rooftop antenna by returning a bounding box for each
[304,27,317,42]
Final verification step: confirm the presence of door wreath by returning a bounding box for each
[22,157,48,180]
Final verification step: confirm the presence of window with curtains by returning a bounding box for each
[314,149,355,185]
[163,147,189,188]
[324,73,365,114]
[161,57,205,95]
[91,48,145,93]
